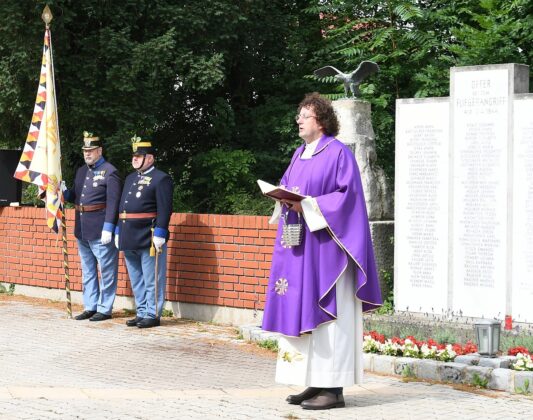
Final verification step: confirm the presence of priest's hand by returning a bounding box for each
[282,199,302,213]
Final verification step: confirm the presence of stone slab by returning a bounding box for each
[372,355,395,375]
[393,357,417,376]
[416,359,441,381]
[451,65,512,319]
[489,368,512,391]
[395,98,450,314]
[513,371,533,394]
[479,357,511,369]
[454,355,480,365]
[362,353,374,371]
[464,365,493,386]
[512,94,533,323]
[439,362,465,383]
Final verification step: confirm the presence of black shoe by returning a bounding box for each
[301,390,345,410]
[74,310,96,320]
[126,316,143,327]
[137,317,160,328]
[286,387,322,405]
[89,312,112,322]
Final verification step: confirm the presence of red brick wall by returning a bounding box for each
[0,207,276,310]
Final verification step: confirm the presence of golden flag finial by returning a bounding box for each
[42,5,53,26]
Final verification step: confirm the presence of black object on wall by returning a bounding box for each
[0,149,23,206]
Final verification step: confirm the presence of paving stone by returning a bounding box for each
[2,297,533,419]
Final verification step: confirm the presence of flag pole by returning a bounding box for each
[61,213,72,319]
[42,5,72,319]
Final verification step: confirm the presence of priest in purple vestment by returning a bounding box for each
[262,92,382,410]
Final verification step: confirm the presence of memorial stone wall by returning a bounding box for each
[395,63,532,321]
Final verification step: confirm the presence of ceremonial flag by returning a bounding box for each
[14,23,63,232]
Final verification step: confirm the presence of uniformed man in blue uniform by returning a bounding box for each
[64,132,122,321]
[115,136,173,328]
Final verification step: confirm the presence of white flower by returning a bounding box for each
[363,335,381,353]
[421,344,438,359]
[513,353,533,371]
[382,339,402,356]
[436,344,457,362]
[403,340,420,358]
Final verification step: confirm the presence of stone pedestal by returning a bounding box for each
[333,99,393,221]
[333,99,394,292]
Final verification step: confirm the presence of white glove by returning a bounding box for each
[101,230,112,245]
[153,236,165,252]
[115,235,119,249]
[60,181,67,192]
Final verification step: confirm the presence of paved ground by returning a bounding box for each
[1,296,533,419]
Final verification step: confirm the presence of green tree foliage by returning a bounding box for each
[0,0,324,213]
[0,1,530,213]
[309,0,532,178]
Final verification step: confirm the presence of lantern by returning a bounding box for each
[474,319,501,357]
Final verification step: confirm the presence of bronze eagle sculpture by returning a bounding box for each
[314,61,379,98]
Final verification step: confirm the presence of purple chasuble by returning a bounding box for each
[262,135,382,337]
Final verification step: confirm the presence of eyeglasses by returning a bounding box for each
[294,114,317,122]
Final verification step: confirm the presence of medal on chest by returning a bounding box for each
[91,170,106,187]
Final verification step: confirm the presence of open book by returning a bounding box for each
[257,180,305,202]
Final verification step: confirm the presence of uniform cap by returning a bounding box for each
[131,135,155,155]
[81,131,102,150]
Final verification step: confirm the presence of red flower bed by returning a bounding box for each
[364,330,479,355]
[368,330,385,343]
[507,346,530,356]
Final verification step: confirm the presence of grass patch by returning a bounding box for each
[161,309,173,317]
[515,379,531,395]
[471,373,488,389]
[0,284,16,296]
[375,268,394,315]
[234,328,244,340]
[257,338,279,352]
[401,364,416,382]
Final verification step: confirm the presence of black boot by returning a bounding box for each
[74,310,96,320]
[137,317,160,328]
[285,387,322,405]
[126,316,143,327]
[301,388,345,410]
[89,312,112,321]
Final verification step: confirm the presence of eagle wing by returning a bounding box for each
[314,65,344,78]
[351,61,379,84]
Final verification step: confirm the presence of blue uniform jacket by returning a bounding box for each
[64,158,122,241]
[116,166,173,251]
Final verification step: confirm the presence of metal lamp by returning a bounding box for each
[474,319,501,357]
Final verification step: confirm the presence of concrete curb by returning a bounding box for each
[239,325,533,395]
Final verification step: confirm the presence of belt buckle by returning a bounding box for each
[79,204,84,212]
